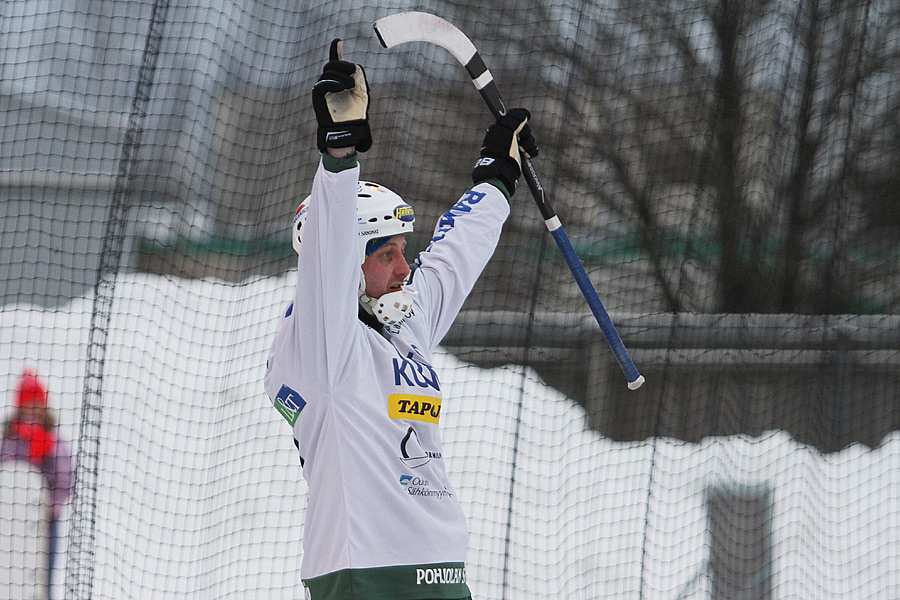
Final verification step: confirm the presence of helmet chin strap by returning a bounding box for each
[358,271,417,328]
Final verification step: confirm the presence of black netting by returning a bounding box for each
[1,1,899,598]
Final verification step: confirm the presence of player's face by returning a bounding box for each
[362,235,410,299]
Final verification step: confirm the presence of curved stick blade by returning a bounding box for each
[374,12,477,66]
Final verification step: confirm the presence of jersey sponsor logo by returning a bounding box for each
[383,308,411,336]
[388,393,441,423]
[399,426,442,468]
[392,350,440,391]
[426,189,487,248]
[406,487,453,499]
[274,384,306,426]
[400,475,428,486]
[399,472,454,499]
[416,566,466,585]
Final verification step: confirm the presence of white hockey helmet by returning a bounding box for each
[292,181,415,260]
[291,198,310,254]
[356,181,415,263]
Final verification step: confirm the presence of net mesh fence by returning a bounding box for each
[1,0,899,598]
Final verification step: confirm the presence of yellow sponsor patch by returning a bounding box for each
[388,394,441,423]
[394,205,414,221]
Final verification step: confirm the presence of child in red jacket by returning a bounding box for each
[1,367,73,585]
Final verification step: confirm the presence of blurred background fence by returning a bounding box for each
[1,0,899,598]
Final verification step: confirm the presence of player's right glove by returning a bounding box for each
[471,108,538,196]
[312,39,372,152]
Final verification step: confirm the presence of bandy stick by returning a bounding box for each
[374,12,645,389]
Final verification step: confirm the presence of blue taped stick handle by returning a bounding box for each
[475,56,645,389]
[545,218,644,389]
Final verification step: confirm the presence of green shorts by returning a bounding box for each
[303,562,471,600]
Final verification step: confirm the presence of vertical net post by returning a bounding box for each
[64,2,171,597]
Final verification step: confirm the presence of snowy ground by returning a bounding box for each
[2,271,899,599]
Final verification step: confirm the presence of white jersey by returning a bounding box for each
[264,159,509,600]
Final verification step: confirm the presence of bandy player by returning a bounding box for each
[264,39,536,600]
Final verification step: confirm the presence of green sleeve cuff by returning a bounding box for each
[479,178,512,199]
[322,151,358,173]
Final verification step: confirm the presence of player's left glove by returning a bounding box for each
[471,108,538,196]
[312,39,372,152]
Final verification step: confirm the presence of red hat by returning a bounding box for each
[16,368,48,408]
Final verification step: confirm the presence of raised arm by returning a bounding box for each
[411,109,537,347]
[268,40,373,390]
